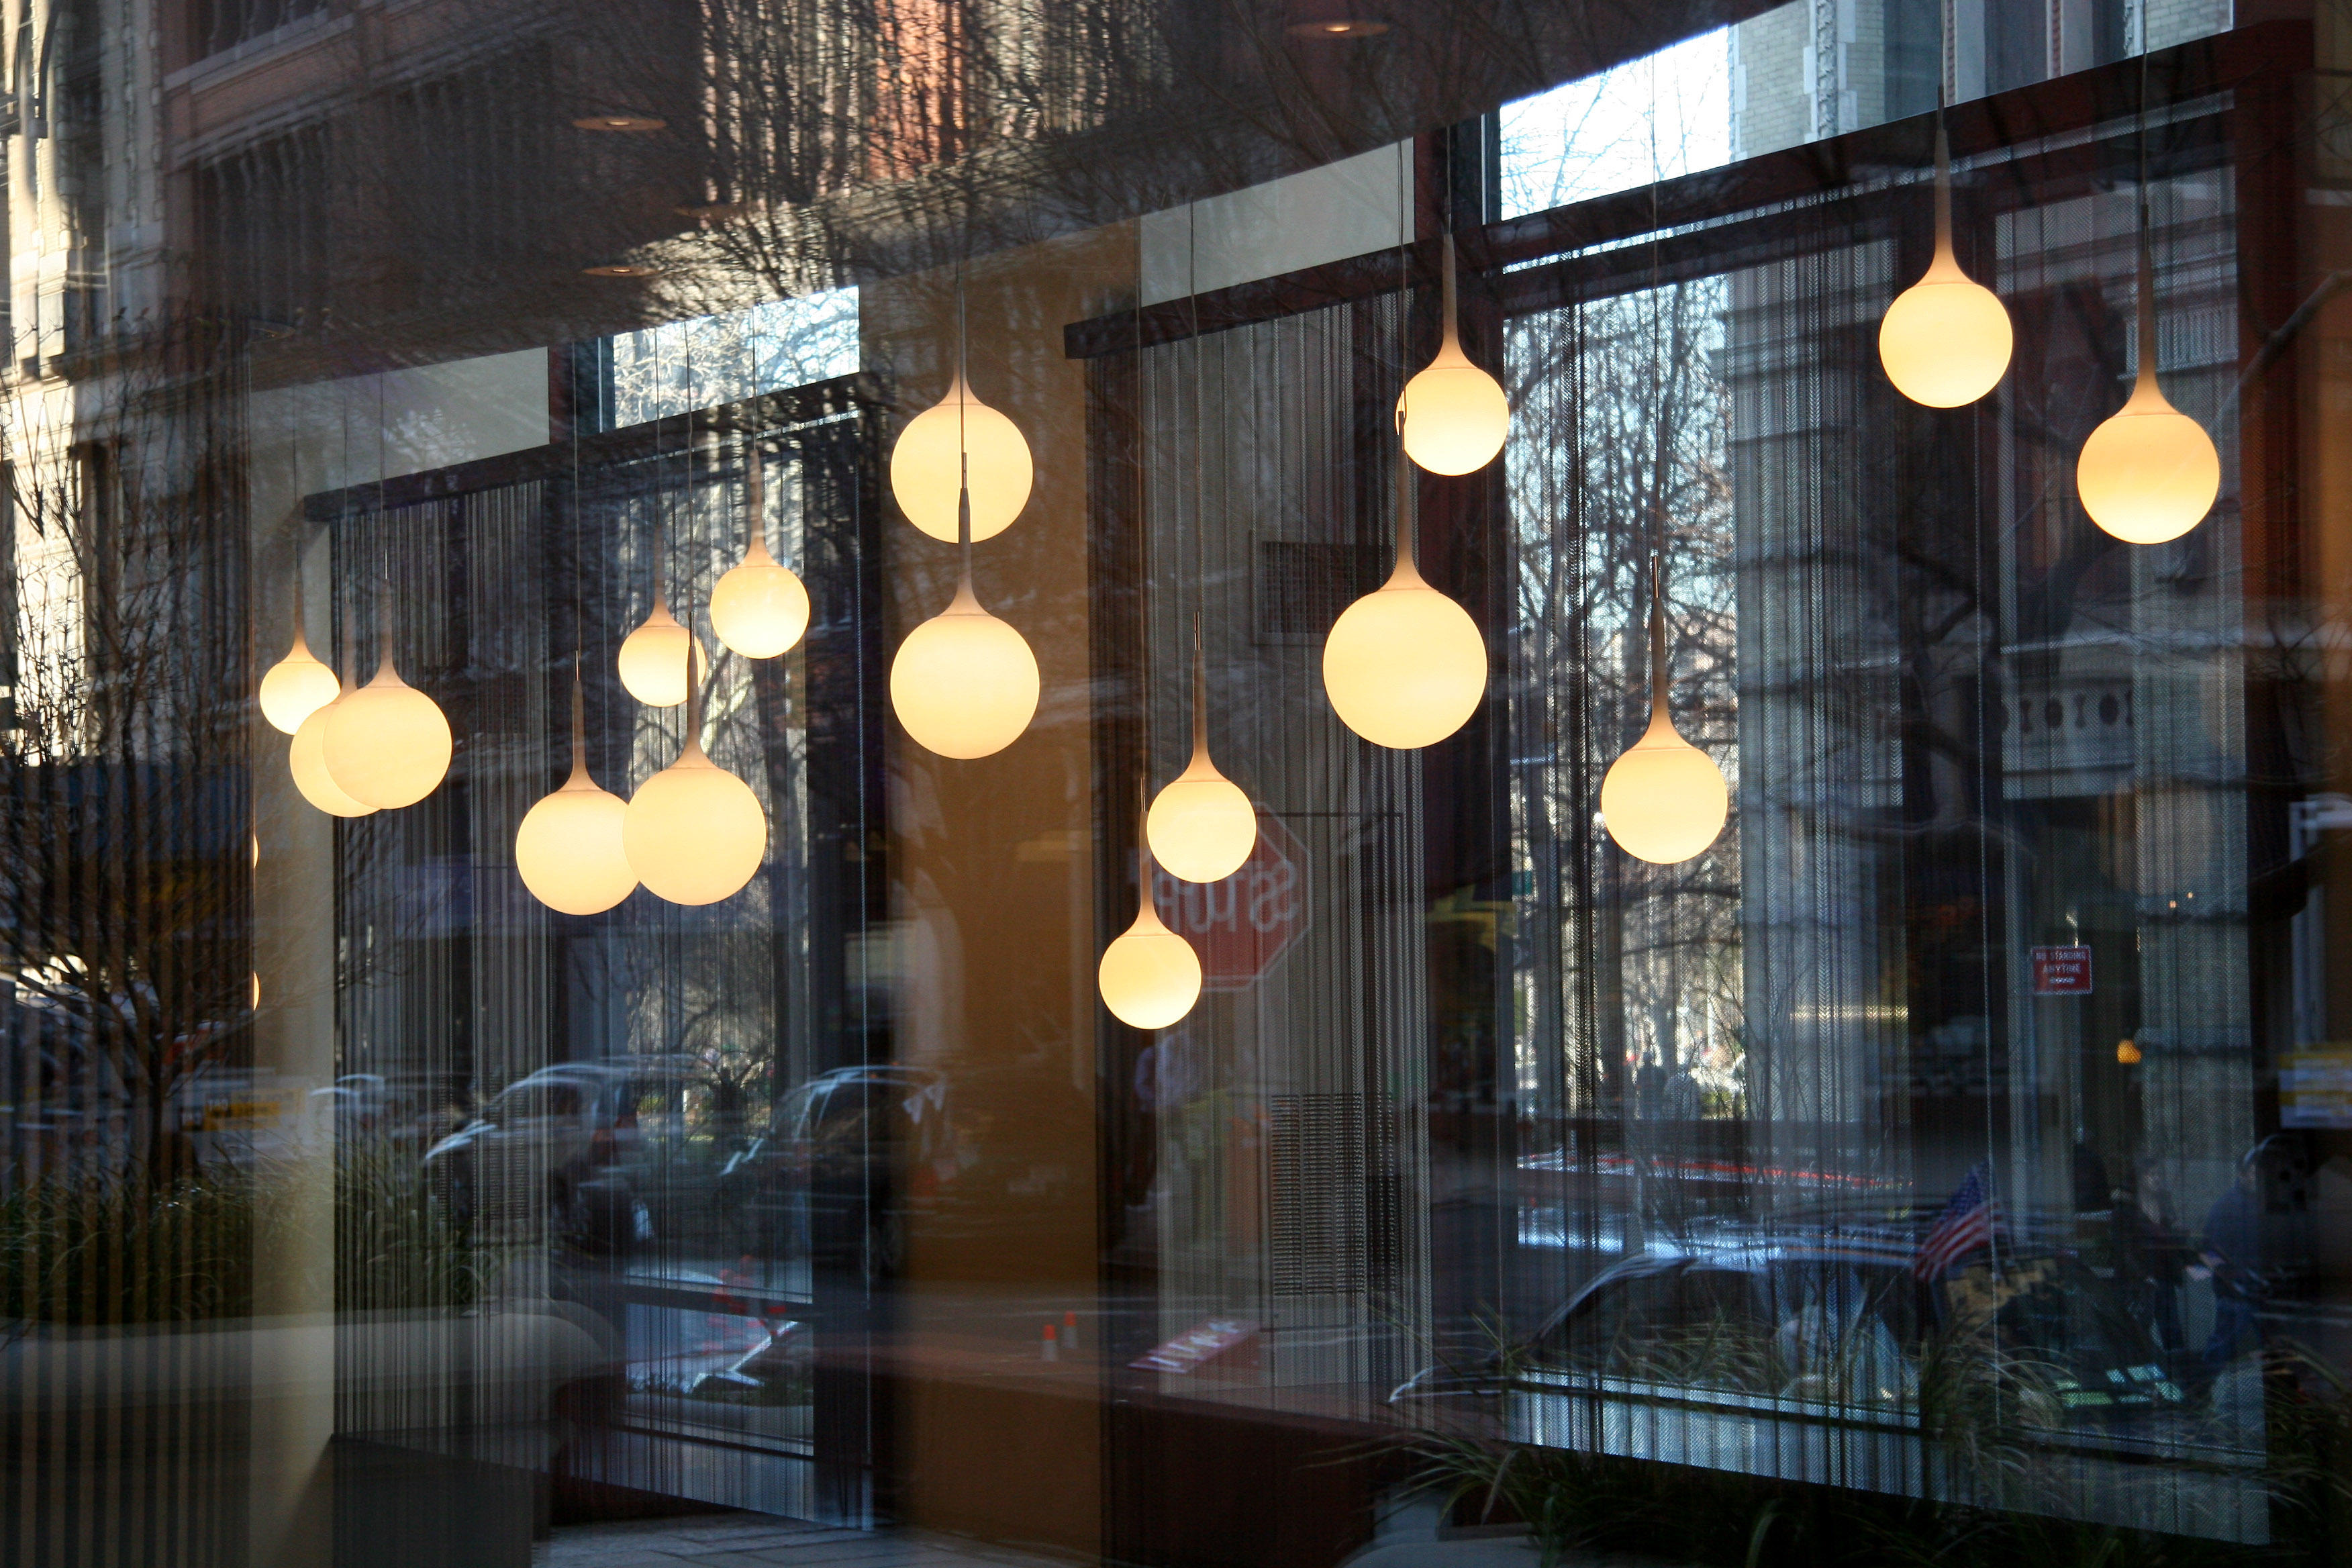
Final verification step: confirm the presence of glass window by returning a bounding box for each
[3,3,2347,1565]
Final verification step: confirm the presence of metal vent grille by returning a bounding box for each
[1256,540,1381,641]
[1267,1093,1372,1298]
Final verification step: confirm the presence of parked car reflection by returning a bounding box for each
[420,1057,730,1256]
[715,1065,947,1277]
[1395,1218,2186,1428]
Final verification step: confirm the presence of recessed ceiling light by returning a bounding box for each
[583,263,660,278]
[573,115,666,132]
[1284,17,1387,36]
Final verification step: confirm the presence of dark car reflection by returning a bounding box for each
[716,1065,947,1277]
[420,1057,732,1256]
[1395,1220,2185,1429]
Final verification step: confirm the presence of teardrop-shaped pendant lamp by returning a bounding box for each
[1322,455,1486,748]
[623,640,767,905]
[321,581,453,810]
[618,523,707,706]
[889,274,1032,542]
[290,663,379,818]
[1398,232,1510,475]
[1599,555,1728,865]
[889,470,1039,758]
[1148,616,1257,884]
[711,446,812,657]
[2077,110,2218,545]
[516,669,638,915]
[1879,119,2013,407]
[1099,785,1203,1029]
[258,570,340,734]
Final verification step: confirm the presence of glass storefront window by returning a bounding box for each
[1,3,2347,1566]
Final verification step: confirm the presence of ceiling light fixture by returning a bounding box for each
[889,454,1039,758]
[889,266,1032,543]
[1879,62,2012,407]
[1099,787,1203,1029]
[1322,454,1485,748]
[321,578,452,810]
[1150,616,1257,883]
[1398,232,1509,474]
[618,519,706,707]
[1282,0,1387,37]
[258,571,339,734]
[710,446,811,658]
[1147,224,1255,885]
[289,665,378,818]
[2078,58,2218,545]
[623,640,767,905]
[1599,554,1727,865]
[516,668,638,915]
[573,115,666,132]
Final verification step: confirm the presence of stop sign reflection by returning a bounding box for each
[1151,809,1308,991]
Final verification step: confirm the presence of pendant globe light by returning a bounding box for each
[1878,97,2013,407]
[624,639,767,905]
[1599,554,1728,865]
[1147,259,1256,883]
[1150,617,1258,882]
[2077,65,2218,545]
[516,668,637,915]
[1398,232,1510,475]
[258,569,340,734]
[321,577,453,810]
[617,520,707,706]
[1322,454,1487,748]
[1099,785,1203,1030]
[889,462,1040,758]
[289,658,379,818]
[711,446,811,657]
[889,268,1032,543]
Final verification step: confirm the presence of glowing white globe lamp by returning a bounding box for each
[1148,617,1257,883]
[617,536,706,709]
[711,447,811,658]
[321,597,452,810]
[1322,460,1485,748]
[1099,800,1202,1030]
[258,590,340,735]
[1398,233,1510,475]
[289,671,377,818]
[1879,123,2012,407]
[516,675,637,915]
[624,643,767,905]
[2078,219,2219,544]
[889,481,1038,758]
[889,373,1032,543]
[1600,556,1728,865]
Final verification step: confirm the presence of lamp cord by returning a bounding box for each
[1395,133,1414,576]
[1189,201,1207,761]
[2136,46,2157,389]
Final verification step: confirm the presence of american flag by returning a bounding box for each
[1914,1163,1999,1280]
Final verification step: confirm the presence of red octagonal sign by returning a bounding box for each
[1153,808,1308,991]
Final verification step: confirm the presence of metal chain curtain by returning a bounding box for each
[1499,57,2269,1540]
[305,375,886,1520]
[1072,27,2298,1544]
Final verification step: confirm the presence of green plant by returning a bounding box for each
[0,1140,508,1336]
[333,1135,505,1314]
[0,1163,262,1330]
